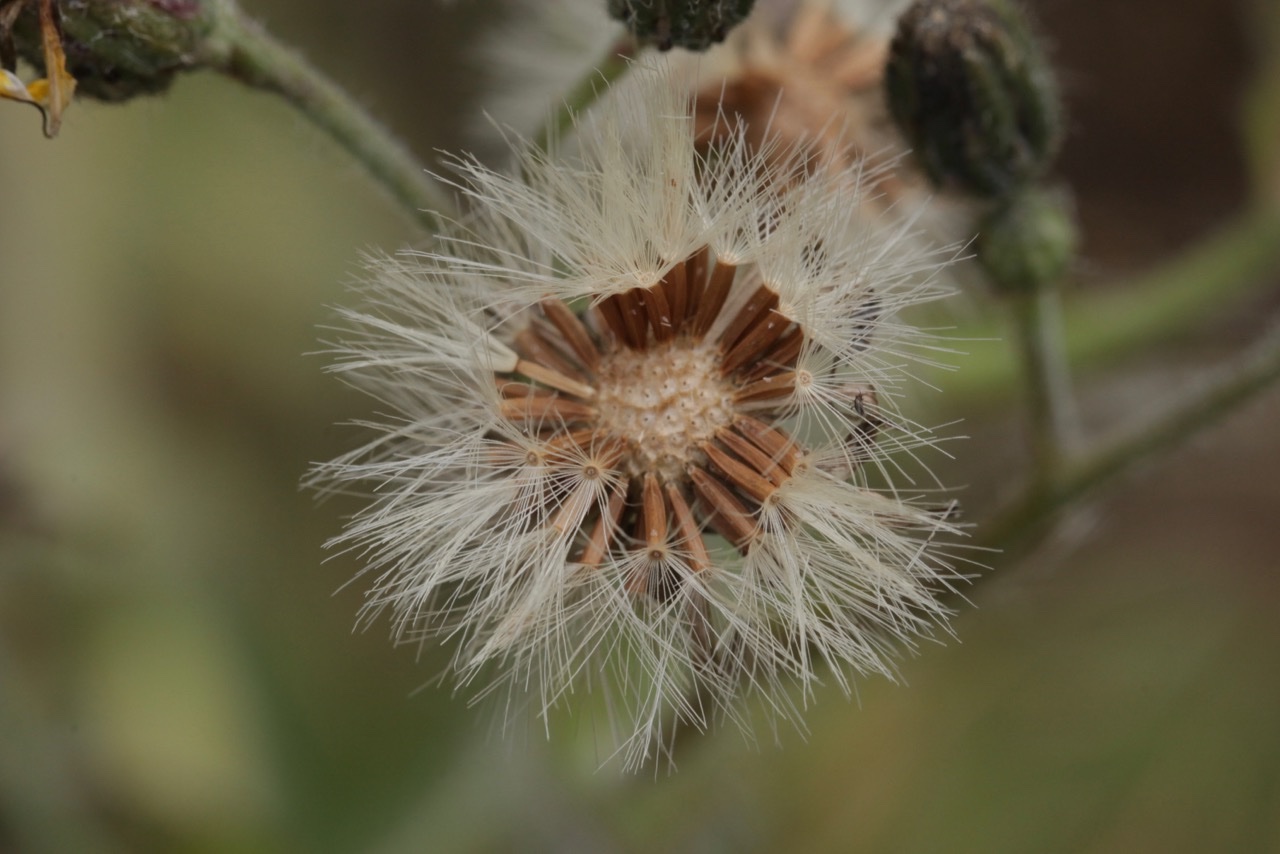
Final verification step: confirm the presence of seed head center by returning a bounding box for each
[593,339,736,480]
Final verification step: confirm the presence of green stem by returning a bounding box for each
[979,320,1280,559]
[1008,282,1079,483]
[201,1,449,230]
[1063,206,1280,372]
[533,35,636,152]
[950,205,1280,402]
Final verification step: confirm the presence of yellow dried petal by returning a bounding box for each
[0,0,76,136]
[1,67,35,102]
[36,0,75,137]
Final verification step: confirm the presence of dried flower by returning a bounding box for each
[477,0,970,245]
[314,67,964,769]
[686,0,907,173]
[1,0,76,136]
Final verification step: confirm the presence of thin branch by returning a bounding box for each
[1008,282,1080,483]
[202,2,451,231]
[979,320,1280,559]
[949,206,1280,401]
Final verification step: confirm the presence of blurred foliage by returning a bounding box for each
[2,0,1279,852]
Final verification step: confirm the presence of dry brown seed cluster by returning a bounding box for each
[494,246,882,599]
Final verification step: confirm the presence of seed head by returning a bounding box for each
[314,66,965,769]
[476,1,970,248]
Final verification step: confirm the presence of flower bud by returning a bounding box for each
[976,185,1076,291]
[6,0,214,102]
[607,0,757,51]
[885,0,1061,197]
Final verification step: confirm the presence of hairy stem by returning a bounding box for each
[980,320,1280,559]
[952,206,1280,401]
[202,2,449,230]
[1009,282,1079,482]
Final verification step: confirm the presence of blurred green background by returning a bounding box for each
[2,1,1279,851]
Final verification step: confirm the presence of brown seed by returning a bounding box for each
[613,289,649,350]
[660,259,689,331]
[641,472,668,551]
[665,483,711,573]
[685,246,711,322]
[701,442,777,504]
[734,415,802,474]
[540,299,600,371]
[594,297,629,347]
[497,380,552,399]
[642,282,675,342]
[577,485,627,568]
[550,481,599,535]
[720,309,790,375]
[692,259,737,336]
[689,467,757,551]
[544,427,600,455]
[515,358,597,400]
[718,284,779,352]
[499,395,596,424]
[515,328,587,383]
[734,371,796,404]
[715,427,789,487]
[741,325,804,382]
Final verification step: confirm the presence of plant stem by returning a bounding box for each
[533,35,636,152]
[201,1,450,231]
[979,320,1280,559]
[950,206,1280,402]
[1061,206,1280,372]
[1008,281,1079,483]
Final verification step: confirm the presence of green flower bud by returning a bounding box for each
[885,0,1061,198]
[7,0,215,102]
[607,0,757,51]
[977,185,1076,291]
